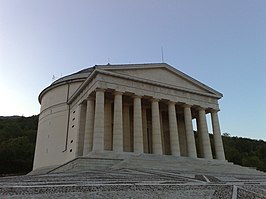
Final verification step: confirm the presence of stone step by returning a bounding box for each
[29,151,265,176]
[48,157,122,174]
[110,153,264,175]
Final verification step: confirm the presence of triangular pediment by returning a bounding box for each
[96,63,222,97]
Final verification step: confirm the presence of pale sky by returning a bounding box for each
[0,0,265,140]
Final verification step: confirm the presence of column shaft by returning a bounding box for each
[133,96,144,153]
[168,102,180,156]
[152,99,163,155]
[83,98,94,155]
[184,105,197,158]
[198,108,213,159]
[113,92,123,152]
[92,89,105,152]
[75,103,86,157]
[211,110,225,160]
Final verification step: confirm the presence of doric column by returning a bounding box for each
[168,101,180,156]
[133,95,144,153]
[75,102,86,157]
[198,108,213,159]
[92,89,105,152]
[183,105,197,158]
[211,110,225,160]
[83,97,95,155]
[151,98,163,155]
[113,91,123,152]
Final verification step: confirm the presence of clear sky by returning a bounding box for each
[0,0,265,140]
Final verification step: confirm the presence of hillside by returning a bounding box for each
[0,115,38,176]
[0,115,265,175]
[223,134,266,171]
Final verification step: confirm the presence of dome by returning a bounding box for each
[51,67,94,86]
[38,66,95,103]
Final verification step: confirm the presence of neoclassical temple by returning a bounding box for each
[33,63,225,171]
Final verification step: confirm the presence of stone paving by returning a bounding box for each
[1,168,266,198]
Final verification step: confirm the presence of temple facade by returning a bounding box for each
[33,63,225,171]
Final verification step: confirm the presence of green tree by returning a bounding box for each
[0,115,38,176]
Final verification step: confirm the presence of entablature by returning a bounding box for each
[68,71,220,110]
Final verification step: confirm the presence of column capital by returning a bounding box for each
[95,88,105,92]
[132,94,143,99]
[196,106,207,111]
[167,101,176,105]
[151,98,160,102]
[210,108,220,113]
[113,91,124,95]
[86,96,95,101]
[182,103,192,108]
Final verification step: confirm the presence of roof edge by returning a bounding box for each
[38,78,87,104]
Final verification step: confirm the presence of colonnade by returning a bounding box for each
[77,88,225,161]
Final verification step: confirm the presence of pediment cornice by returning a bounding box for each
[68,64,222,104]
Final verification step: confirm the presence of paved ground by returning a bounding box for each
[1,168,266,198]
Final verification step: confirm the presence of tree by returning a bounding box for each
[0,116,38,176]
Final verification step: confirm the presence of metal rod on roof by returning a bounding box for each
[161,47,164,63]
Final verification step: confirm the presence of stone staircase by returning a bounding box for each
[3,153,266,198]
[110,153,264,175]
[29,151,265,176]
